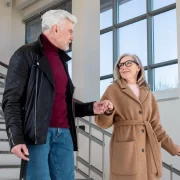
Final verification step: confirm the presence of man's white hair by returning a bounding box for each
[41,9,77,32]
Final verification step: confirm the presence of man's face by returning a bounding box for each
[52,19,74,51]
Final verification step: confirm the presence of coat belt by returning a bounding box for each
[114,120,162,177]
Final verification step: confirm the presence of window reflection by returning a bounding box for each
[100,0,112,30]
[26,20,41,44]
[118,0,146,23]
[100,32,113,76]
[154,64,178,91]
[118,20,147,66]
[154,9,177,63]
[153,0,175,10]
[100,78,113,97]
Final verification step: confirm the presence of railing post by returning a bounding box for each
[89,116,92,178]
[76,118,80,170]
[102,132,105,180]
[170,164,173,180]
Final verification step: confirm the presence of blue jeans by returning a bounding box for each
[26,128,74,180]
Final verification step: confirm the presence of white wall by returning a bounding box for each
[72,0,100,102]
[0,1,25,65]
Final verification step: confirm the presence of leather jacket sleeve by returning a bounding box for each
[74,102,95,117]
[2,50,30,150]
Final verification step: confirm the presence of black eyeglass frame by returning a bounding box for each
[117,60,139,69]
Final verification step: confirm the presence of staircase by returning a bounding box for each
[0,63,21,180]
[0,62,179,180]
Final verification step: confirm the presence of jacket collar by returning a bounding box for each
[37,34,72,62]
[116,79,149,104]
[35,34,72,88]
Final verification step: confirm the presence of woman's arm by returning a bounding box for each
[95,87,115,129]
[150,94,179,156]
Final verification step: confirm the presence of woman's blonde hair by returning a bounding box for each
[114,53,149,89]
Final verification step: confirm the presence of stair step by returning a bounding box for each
[0,130,7,139]
[0,142,10,151]
[0,123,5,129]
[0,153,21,165]
[0,167,20,180]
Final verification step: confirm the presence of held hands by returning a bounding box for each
[11,144,29,161]
[93,100,114,115]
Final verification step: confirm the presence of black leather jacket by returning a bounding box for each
[2,35,95,153]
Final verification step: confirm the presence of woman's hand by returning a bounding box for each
[93,100,114,115]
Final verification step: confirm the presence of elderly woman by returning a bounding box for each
[95,53,180,180]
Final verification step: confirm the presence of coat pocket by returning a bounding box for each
[111,141,137,175]
[150,142,162,174]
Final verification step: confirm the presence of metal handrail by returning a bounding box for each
[76,117,180,180]
[0,61,8,69]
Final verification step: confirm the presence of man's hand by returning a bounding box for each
[11,144,29,161]
[93,100,113,114]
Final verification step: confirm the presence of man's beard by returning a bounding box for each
[64,44,69,51]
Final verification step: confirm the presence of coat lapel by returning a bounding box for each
[117,79,140,103]
[36,34,73,91]
[139,87,149,104]
[117,79,149,104]
[38,56,55,88]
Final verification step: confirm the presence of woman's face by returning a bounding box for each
[118,56,140,83]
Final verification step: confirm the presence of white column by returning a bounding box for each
[0,1,12,64]
[72,0,100,102]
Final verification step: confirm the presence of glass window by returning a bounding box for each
[67,51,72,78]
[100,0,112,30]
[118,20,147,66]
[145,70,148,82]
[26,20,41,43]
[154,9,177,64]
[100,32,113,76]
[118,0,146,23]
[153,0,175,10]
[100,78,113,97]
[154,64,178,91]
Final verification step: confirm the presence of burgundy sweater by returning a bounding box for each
[42,34,70,128]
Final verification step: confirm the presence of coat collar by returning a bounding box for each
[116,79,149,104]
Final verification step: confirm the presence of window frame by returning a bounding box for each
[100,0,177,92]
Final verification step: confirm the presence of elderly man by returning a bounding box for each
[2,10,113,180]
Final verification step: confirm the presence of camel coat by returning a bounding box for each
[95,80,179,180]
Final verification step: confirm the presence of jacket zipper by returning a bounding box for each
[34,62,39,144]
[9,128,15,146]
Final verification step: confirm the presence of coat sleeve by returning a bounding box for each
[95,86,115,129]
[74,102,95,117]
[2,50,30,150]
[150,94,179,156]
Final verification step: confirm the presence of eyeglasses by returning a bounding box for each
[117,60,139,69]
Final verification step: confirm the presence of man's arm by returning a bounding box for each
[2,49,29,151]
[74,102,95,117]
[74,100,113,117]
